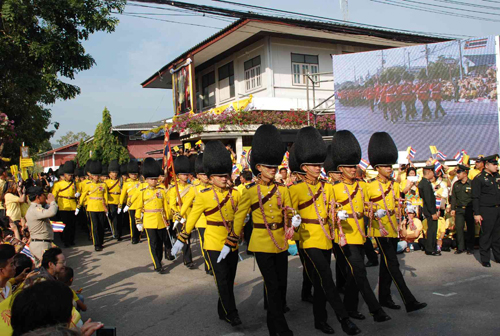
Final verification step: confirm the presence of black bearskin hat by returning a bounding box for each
[195,154,205,175]
[127,161,139,174]
[142,157,161,178]
[189,154,197,175]
[368,132,398,167]
[323,145,336,174]
[203,141,232,177]
[78,167,86,177]
[120,163,128,176]
[89,161,102,175]
[250,124,286,176]
[288,145,302,174]
[100,164,108,177]
[331,130,361,169]
[174,156,190,174]
[294,126,327,167]
[84,160,93,175]
[108,160,120,173]
[62,161,76,175]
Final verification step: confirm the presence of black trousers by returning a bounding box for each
[455,207,475,252]
[206,249,239,321]
[479,206,500,263]
[333,243,346,291]
[334,244,381,313]
[296,242,313,298]
[244,219,253,252]
[302,248,348,323]
[128,210,140,243]
[89,211,106,247]
[60,210,76,245]
[375,237,417,306]
[197,228,211,272]
[108,204,122,239]
[364,218,378,264]
[425,218,438,253]
[145,228,166,270]
[255,251,292,336]
[421,99,431,119]
[434,99,445,116]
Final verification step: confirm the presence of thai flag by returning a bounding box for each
[358,159,369,171]
[409,147,416,159]
[454,151,463,163]
[436,197,442,209]
[241,150,247,157]
[437,151,447,161]
[320,168,327,179]
[51,221,66,233]
[232,165,239,174]
[434,160,443,173]
[21,245,35,261]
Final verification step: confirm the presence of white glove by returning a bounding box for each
[74,209,80,216]
[75,192,81,198]
[117,208,122,214]
[375,209,387,219]
[217,245,231,263]
[123,205,129,213]
[173,220,180,230]
[244,214,250,223]
[171,240,184,256]
[180,218,186,224]
[136,223,144,232]
[292,214,302,228]
[337,210,349,220]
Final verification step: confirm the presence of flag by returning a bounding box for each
[465,38,488,50]
[454,151,464,163]
[463,154,470,165]
[20,245,35,261]
[232,165,239,174]
[162,125,174,171]
[195,140,203,146]
[437,151,447,161]
[320,168,327,179]
[436,197,442,209]
[281,151,290,167]
[51,221,66,233]
[434,160,443,173]
[241,150,247,158]
[358,159,369,171]
[408,146,416,159]
[429,146,438,155]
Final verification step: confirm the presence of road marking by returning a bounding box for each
[443,274,492,287]
[433,292,457,297]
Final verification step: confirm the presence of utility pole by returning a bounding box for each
[457,40,464,80]
[340,0,349,21]
[379,50,385,71]
[407,51,411,70]
[424,45,429,76]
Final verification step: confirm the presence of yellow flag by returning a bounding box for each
[463,154,470,165]
[184,143,192,150]
[429,146,438,155]
[195,140,203,146]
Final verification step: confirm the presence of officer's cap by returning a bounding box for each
[484,155,499,164]
[27,186,44,197]
[457,164,470,172]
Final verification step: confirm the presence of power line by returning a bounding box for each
[396,0,500,16]
[121,11,202,16]
[117,13,225,29]
[371,0,500,22]
[432,0,500,11]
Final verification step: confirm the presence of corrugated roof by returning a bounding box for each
[113,120,165,131]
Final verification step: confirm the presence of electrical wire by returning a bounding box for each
[116,12,226,29]
[392,0,500,16]
[432,0,500,11]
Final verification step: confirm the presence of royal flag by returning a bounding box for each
[358,159,369,171]
[429,146,438,155]
[20,245,35,261]
[437,151,447,161]
[408,146,416,159]
[320,168,327,179]
[162,125,174,172]
[51,221,66,233]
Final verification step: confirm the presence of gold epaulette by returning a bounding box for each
[200,187,211,193]
[368,178,376,183]
[246,182,256,189]
[293,180,304,185]
[332,180,342,185]
[275,181,285,187]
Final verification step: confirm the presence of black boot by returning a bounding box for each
[373,309,391,322]
[165,249,175,261]
[314,322,335,334]
[339,318,361,335]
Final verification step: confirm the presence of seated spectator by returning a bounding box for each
[401,207,423,252]
[400,167,422,217]
[60,267,87,312]
[24,247,66,286]
[0,244,16,302]
[12,253,33,290]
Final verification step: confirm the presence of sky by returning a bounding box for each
[49,0,500,144]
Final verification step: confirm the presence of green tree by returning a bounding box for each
[57,131,89,147]
[76,107,129,166]
[0,0,125,163]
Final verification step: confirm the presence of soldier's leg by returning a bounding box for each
[128,210,140,244]
[182,236,193,266]
[297,242,313,300]
[465,207,476,253]
[455,209,466,251]
[157,228,166,264]
[89,212,99,248]
[108,204,118,239]
[333,243,347,291]
[425,219,438,253]
[145,228,161,270]
[197,227,211,273]
[479,207,495,263]
[490,207,500,262]
[97,212,106,247]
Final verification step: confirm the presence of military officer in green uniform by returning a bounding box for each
[450,164,475,255]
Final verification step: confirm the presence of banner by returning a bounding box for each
[172,59,194,115]
[332,36,499,161]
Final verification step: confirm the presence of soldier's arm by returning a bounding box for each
[78,186,87,209]
[233,187,251,237]
[178,193,205,243]
[180,188,195,218]
[135,191,144,222]
[472,177,481,215]
[450,185,457,211]
[118,182,128,207]
[52,183,60,199]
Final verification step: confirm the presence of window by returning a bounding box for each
[202,71,215,108]
[244,56,262,92]
[218,62,235,101]
[291,53,319,85]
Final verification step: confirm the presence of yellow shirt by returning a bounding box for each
[406,218,423,239]
[182,186,240,251]
[52,180,78,211]
[289,180,333,250]
[78,182,109,212]
[0,179,6,210]
[234,181,292,253]
[469,168,481,180]
[366,179,400,238]
[332,180,367,245]
[119,179,142,210]
[5,193,22,221]
[168,182,193,216]
[104,178,122,205]
[135,186,168,229]
[181,182,210,228]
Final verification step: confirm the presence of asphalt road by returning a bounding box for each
[335,100,500,162]
[65,228,500,336]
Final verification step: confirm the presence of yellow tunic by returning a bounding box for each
[332,180,367,245]
[135,186,168,229]
[78,182,108,212]
[366,179,400,238]
[119,179,142,210]
[289,180,333,250]
[233,181,292,253]
[52,180,77,211]
[181,182,210,228]
[181,186,240,251]
[104,178,122,205]
[168,182,193,217]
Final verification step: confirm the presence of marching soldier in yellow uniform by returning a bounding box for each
[76,161,109,251]
[81,160,94,240]
[170,156,194,269]
[118,161,141,244]
[52,161,78,247]
[180,154,211,274]
[172,141,242,327]
[135,158,169,273]
[105,160,122,241]
[330,131,390,323]
[289,127,360,336]
[366,132,427,313]
[233,125,295,336]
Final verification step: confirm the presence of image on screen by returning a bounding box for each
[332,36,499,161]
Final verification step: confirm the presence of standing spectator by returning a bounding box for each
[25,186,58,264]
[469,156,485,180]
[450,164,475,255]
[0,244,16,303]
[2,181,26,239]
[418,166,440,256]
[0,168,7,218]
[472,155,500,267]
